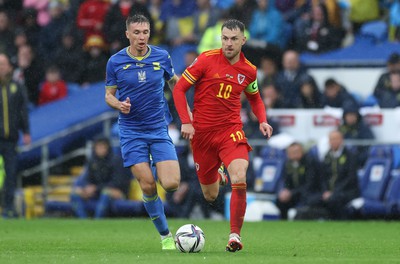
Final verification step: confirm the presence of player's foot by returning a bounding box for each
[218,164,229,186]
[226,233,243,252]
[161,233,176,250]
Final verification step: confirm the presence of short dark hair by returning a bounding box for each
[324,78,338,87]
[126,14,150,30]
[388,52,400,64]
[221,19,245,33]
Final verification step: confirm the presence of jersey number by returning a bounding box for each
[217,83,232,99]
[230,130,244,142]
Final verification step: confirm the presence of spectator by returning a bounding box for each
[38,65,68,106]
[248,0,286,48]
[38,1,71,62]
[375,71,400,108]
[296,130,359,220]
[18,8,41,49]
[294,3,343,53]
[103,0,153,54]
[23,0,51,26]
[348,0,380,34]
[0,53,31,218]
[159,0,197,46]
[70,136,132,218]
[53,28,85,84]
[296,77,322,108]
[260,83,284,110]
[320,78,358,109]
[226,0,257,27]
[191,0,222,44]
[81,34,109,86]
[373,52,400,99]
[389,0,400,42]
[12,44,44,106]
[0,10,15,56]
[277,142,320,219]
[76,0,110,42]
[275,49,317,108]
[257,55,279,87]
[338,103,374,166]
[148,0,165,45]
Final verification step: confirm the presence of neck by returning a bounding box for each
[227,54,240,65]
[128,45,148,57]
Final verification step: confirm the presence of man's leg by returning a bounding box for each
[132,162,175,250]
[226,158,248,252]
[1,142,18,217]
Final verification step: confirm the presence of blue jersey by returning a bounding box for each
[106,45,175,130]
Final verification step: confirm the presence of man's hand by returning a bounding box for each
[259,122,273,139]
[278,188,292,203]
[181,123,195,140]
[120,97,131,114]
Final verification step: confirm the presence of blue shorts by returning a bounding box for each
[119,126,178,167]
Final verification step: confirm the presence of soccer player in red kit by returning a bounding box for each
[172,19,273,252]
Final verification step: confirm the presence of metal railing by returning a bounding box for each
[17,111,119,200]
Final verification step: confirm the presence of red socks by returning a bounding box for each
[230,183,247,235]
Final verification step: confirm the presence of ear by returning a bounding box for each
[125,30,129,39]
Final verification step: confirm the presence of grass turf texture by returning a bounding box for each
[0,219,399,264]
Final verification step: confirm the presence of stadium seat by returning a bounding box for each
[384,174,400,218]
[348,145,394,218]
[254,146,286,194]
[359,20,388,44]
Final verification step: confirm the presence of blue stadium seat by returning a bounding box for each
[254,146,286,194]
[348,145,394,218]
[359,20,388,44]
[385,174,400,217]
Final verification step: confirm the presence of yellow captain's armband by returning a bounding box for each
[245,80,259,94]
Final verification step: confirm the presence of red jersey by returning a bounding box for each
[173,49,266,131]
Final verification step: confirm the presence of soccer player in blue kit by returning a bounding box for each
[105,14,180,250]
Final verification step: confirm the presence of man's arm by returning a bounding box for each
[105,87,131,114]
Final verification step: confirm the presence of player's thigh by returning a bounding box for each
[155,160,180,189]
[192,134,221,185]
[130,162,157,194]
[119,129,151,167]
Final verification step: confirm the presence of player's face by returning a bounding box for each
[221,27,246,62]
[126,22,150,56]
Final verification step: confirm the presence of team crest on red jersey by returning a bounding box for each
[238,74,245,84]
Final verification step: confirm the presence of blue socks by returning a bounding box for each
[143,193,169,236]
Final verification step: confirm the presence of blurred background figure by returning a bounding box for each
[70,136,132,219]
[0,53,31,218]
[38,65,68,106]
[277,142,320,219]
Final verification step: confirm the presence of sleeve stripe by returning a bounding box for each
[105,85,117,89]
[182,73,194,84]
[182,70,196,84]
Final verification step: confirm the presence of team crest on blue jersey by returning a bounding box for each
[238,74,245,84]
[138,70,146,83]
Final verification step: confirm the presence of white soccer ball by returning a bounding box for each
[174,224,205,253]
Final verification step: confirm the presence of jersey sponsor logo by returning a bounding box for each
[123,64,132,70]
[238,74,245,84]
[136,63,145,68]
[226,74,233,79]
[138,70,146,83]
[152,62,160,70]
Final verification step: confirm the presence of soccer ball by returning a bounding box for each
[174,224,205,253]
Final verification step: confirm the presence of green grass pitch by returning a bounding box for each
[0,219,399,264]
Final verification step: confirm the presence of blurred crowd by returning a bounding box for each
[0,0,399,109]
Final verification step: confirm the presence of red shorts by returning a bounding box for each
[191,124,252,185]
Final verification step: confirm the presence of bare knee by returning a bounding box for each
[161,177,180,192]
[203,190,219,203]
[228,161,248,184]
